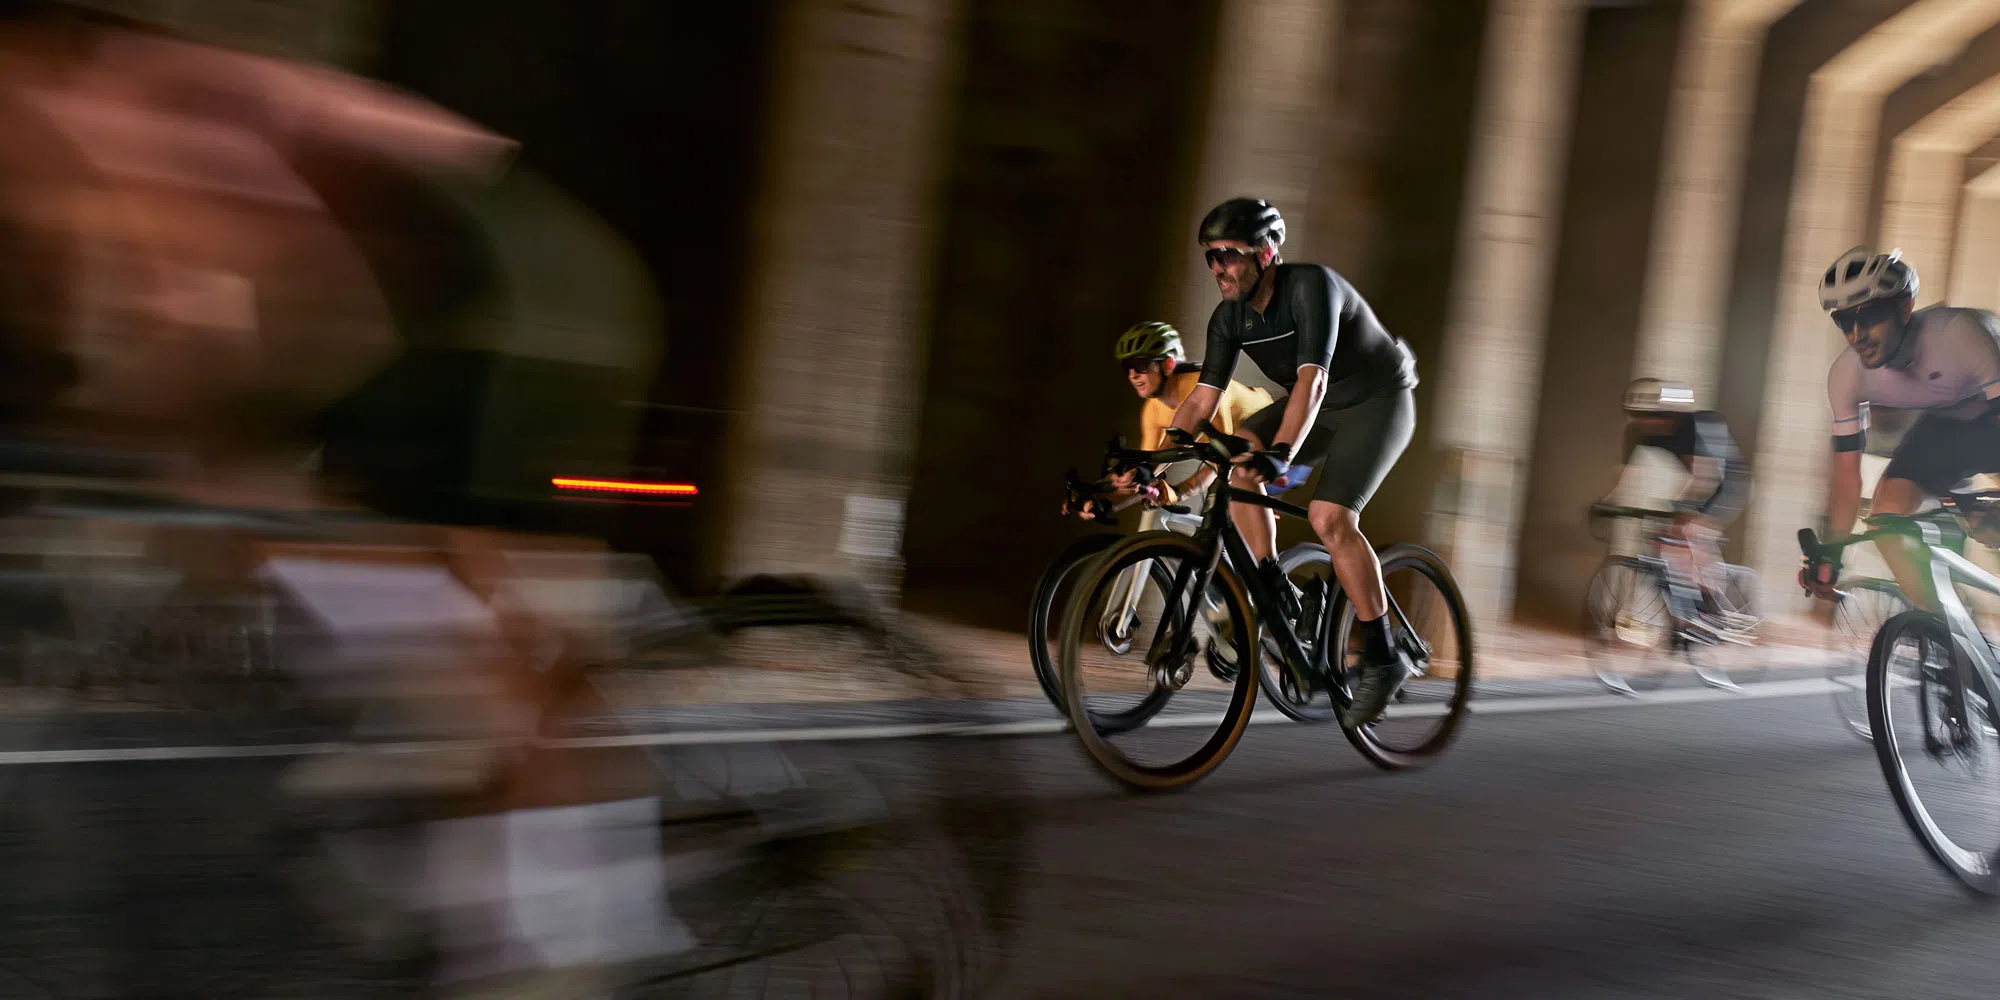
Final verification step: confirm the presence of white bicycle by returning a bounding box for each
[1803,490,2000,893]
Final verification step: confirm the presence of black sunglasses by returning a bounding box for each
[1832,298,1903,334]
[1122,357,1164,374]
[1204,246,1258,268]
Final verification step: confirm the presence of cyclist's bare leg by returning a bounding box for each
[1307,500,1385,620]
[1228,430,1278,564]
[1871,476,1938,611]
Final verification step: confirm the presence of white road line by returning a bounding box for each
[0,675,1843,765]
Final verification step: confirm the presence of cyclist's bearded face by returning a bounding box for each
[1835,297,1913,369]
[1205,241,1265,302]
[1126,358,1169,398]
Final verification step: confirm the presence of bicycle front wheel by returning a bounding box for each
[1828,579,1911,741]
[1867,609,2000,894]
[1028,533,1175,732]
[1331,544,1475,770]
[1058,532,1258,792]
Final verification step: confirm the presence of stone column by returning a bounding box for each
[1171,0,1343,397]
[1630,0,1802,401]
[1429,0,1586,624]
[1951,173,2000,311]
[1879,147,1964,291]
[1877,75,2000,301]
[720,0,962,594]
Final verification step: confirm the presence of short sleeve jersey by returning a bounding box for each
[1197,263,1417,410]
[1139,370,1272,449]
[1827,305,2000,436]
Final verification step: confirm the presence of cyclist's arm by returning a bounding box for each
[1266,367,1327,455]
[1675,415,1733,513]
[1675,457,1723,512]
[1175,305,1239,439]
[1169,383,1224,439]
[1826,358,1866,543]
[1826,451,1864,544]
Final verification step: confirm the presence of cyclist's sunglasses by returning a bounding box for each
[1122,357,1164,374]
[1204,246,1258,268]
[1831,298,1902,334]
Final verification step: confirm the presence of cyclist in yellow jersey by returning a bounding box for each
[1114,321,1272,511]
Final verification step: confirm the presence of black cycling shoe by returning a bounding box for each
[1341,649,1410,728]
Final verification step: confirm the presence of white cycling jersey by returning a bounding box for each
[1828,305,2000,433]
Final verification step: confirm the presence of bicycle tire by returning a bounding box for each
[1828,579,1911,741]
[1331,543,1475,770]
[1583,556,1678,694]
[1866,608,2000,895]
[1027,534,1176,733]
[280,580,1026,999]
[1058,531,1258,792]
[648,582,1025,995]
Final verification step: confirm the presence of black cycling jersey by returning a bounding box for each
[1197,263,1417,409]
[1625,410,1750,519]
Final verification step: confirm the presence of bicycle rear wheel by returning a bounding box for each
[1330,544,1475,770]
[1058,532,1258,792]
[1028,534,1176,732]
[1867,609,2000,894]
[1828,579,1911,741]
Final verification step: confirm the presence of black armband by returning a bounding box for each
[1832,432,1865,453]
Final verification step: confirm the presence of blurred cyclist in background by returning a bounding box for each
[1600,378,1752,639]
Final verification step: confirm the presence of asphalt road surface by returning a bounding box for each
[0,687,1995,999]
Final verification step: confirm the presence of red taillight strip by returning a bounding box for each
[551,477,698,496]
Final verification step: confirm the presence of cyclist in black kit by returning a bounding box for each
[1126,197,1419,727]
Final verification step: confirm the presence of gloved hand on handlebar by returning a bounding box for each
[1234,443,1294,489]
[1799,556,1841,600]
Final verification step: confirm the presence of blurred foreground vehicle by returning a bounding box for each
[0,5,1021,996]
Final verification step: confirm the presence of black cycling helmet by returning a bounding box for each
[1198,198,1285,249]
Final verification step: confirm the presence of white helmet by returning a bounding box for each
[1820,246,1918,312]
[1624,378,1694,413]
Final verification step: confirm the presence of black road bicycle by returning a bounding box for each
[1055,423,1474,792]
[1033,459,1329,733]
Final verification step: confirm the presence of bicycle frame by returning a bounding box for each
[1205,481,1427,695]
[1817,509,2000,714]
[1101,502,1205,635]
[1907,522,2000,710]
[1100,424,1428,698]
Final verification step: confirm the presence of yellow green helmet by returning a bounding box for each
[1114,321,1184,362]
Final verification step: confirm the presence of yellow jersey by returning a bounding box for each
[1139,371,1272,503]
[1140,370,1271,449]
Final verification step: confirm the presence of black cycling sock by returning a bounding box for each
[1360,614,1394,663]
